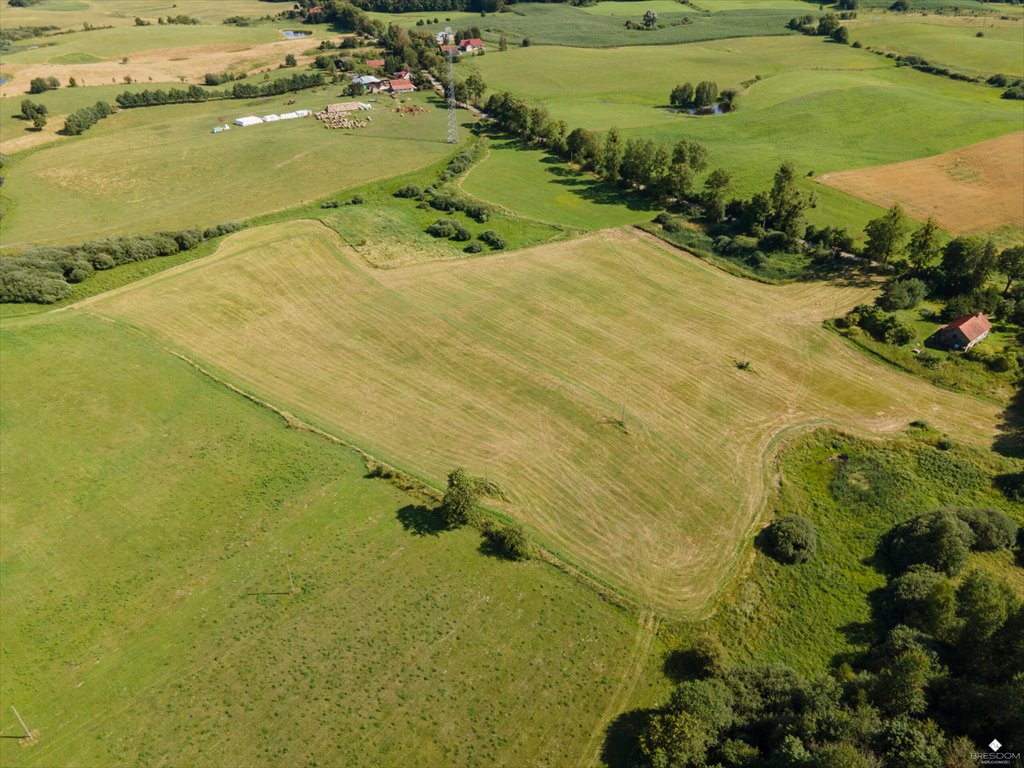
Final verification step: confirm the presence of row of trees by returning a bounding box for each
[787,11,853,44]
[632,507,1022,767]
[0,223,241,304]
[63,100,114,136]
[114,72,324,108]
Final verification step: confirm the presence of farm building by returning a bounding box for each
[395,68,412,80]
[366,59,386,69]
[233,116,262,127]
[388,79,416,93]
[352,75,381,87]
[936,313,992,350]
[440,44,460,56]
[459,38,484,53]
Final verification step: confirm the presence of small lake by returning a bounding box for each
[0,77,7,86]
[282,30,312,39]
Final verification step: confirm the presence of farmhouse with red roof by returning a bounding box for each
[459,38,484,53]
[388,79,416,93]
[365,59,385,69]
[936,312,992,350]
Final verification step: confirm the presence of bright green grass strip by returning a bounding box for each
[0,313,667,768]
[462,139,660,229]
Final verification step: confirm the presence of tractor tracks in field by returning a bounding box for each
[576,609,660,768]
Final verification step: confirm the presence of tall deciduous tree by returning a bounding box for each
[998,244,1024,295]
[907,215,941,270]
[863,203,908,265]
[441,468,479,528]
[767,161,807,240]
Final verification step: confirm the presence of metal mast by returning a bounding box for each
[445,27,458,144]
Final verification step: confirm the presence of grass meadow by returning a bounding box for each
[0,0,282,30]
[0,312,667,768]
[0,91,464,247]
[702,429,1022,676]
[470,35,1024,234]
[420,3,799,47]
[87,220,1004,617]
[850,11,1024,77]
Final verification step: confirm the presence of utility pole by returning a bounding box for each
[11,706,32,740]
[445,27,458,144]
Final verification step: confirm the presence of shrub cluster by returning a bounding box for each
[481,521,531,560]
[202,71,246,86]
[477,230,506,250]
[426,218,471,241]
[761,514,817,563]
[394,184,422,198]
[29,76,60,94]
[837,304,915,345]
[0,223,241,304]
[63,101,114,136]
[429,189,491,222]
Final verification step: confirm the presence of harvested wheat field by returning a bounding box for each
[87,221,1001,617]
[0,38,317,98]
[819,132,1024,235]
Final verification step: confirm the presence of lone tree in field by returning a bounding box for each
[442,468,480,529]
[762,514,818,563]
[284,53,297,67]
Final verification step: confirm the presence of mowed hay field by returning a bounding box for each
[0,92,459,247]
[89,220,1002,617]
[470,36,1024,232]
[0,313,666,768]
[819,132,1024,237]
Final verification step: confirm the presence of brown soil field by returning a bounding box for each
[0,38,317,98]
[87,221,1001,618]
[819,132,1024,236]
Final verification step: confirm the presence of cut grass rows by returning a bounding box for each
[87,220,1002,617]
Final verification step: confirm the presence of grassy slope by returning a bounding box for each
[471,36,1024,234]
[0,91,464,247]
[850,11,1024,77]
[701,429,1022,675]
[444,3,801,47]
[88,220,1004,617]
[0,312,667,768]
[0,0,282,30]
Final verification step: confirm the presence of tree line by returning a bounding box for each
[0,223,242,304]
[114,72,324,108]
[63,101,114,136]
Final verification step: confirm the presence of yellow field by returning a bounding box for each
[819,132,1024,236]
[87,221,1001,617]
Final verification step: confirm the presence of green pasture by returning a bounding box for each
[418,3,799,47]
[471,36,1024,233]
[704,430,1022,675]
[851,13,1024,77]
[0,91,465,247]
[0,0,282,30]
[462,138,660,229]
[0,313,666,768]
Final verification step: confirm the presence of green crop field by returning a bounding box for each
[0,92,465,247]
[850,12,1024,77]
[86,220,1003,617]
[424,3,800,47]
[0,312,667,768]
[470,35,1024,234]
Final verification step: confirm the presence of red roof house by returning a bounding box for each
[365,59,385,69]
[440,44,459,55]
[459,38,484,52]
[936,312,992,350]
[388,79,416,93]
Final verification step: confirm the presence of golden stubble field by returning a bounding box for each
[87,220,1002,617]
[819,132,1024,236]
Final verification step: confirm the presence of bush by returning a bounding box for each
[441,468,479,528]
[878,278,927,311]
[28,76,59,94]
[394,184,422,198]
[762,514,817,563]
[427,218,457,238]
[883,509,975,576]
[757,230,791,253]
[450,221,472,241]
[482,521,531,560]
[953,508,1018,551]
[321,200,340,208]
[349,194,365,205]
[464,241,483,253]
[478,230,506,250]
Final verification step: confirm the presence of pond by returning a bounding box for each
[685,102,732,116]
[282,30,312,39]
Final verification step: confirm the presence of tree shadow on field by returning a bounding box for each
[396,504,447,536]
[662,648,712,681]
[994,379,1024,460]
[601,709,655,768]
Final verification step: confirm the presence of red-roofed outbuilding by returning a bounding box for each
[937,312,992,350]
